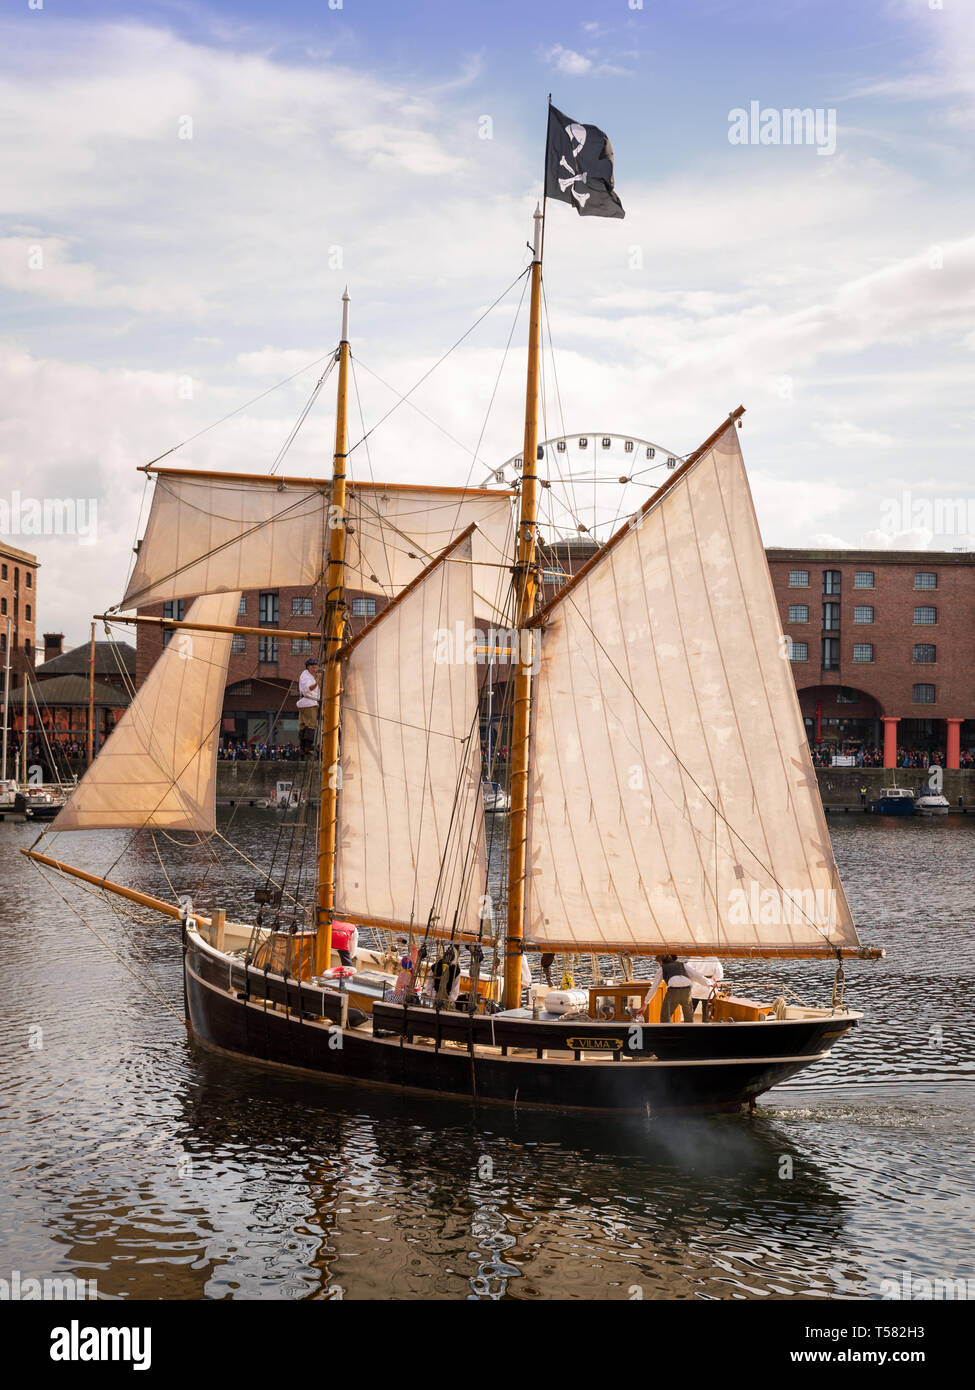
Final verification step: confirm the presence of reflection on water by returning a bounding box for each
[1,811,973,1299]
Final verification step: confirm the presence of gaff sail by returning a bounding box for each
[334,532,487,938]
[525,422,860,958]
[122,470,515,623]
[51,591,240,832]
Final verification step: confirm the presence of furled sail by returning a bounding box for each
[51,592,240,832]
[525,422,860,957]
[335,532,488,938]
[122,469,514,622]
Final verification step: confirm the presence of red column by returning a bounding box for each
[946,717,962,771]
[882,716,900,769]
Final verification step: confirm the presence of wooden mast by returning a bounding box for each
[87,621,96,765]
[315,288,351,977]
[503,206,544,1009]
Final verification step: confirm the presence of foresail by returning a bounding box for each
[52,592,240,832]
[526,423,860,957]
[335,534,487,937]
[123,470,514,622]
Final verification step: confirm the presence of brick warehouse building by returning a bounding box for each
[135,546,974,768]
[767,549,975,768]
[0,541,38,681]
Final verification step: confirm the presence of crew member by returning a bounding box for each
[297,657,320,758]
[330,919,358,969]
[634,955,713,1023]
[686,956,723,1021]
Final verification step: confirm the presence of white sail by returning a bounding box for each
[335,534,488,937]
[123,470,514,622]
[52,592,240,832]
[525,423,860,957]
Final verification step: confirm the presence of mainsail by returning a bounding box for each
[334,532,487,938]
[122,469,514,622]
[51,591,240,832]
[525,421,859,957]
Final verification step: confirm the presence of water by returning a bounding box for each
[1,811,973,1300]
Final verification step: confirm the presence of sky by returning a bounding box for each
[1,0,973,645]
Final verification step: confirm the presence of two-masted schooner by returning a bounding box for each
[24,125,882,1113]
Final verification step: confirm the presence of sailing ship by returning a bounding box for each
[23,175,883,1113]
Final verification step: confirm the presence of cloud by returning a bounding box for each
[815,421,895,450]
[544,44,593,76]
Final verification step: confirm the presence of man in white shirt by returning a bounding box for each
[634,954,713,1023]
[686,956,724,1021]
[297,657,320,758]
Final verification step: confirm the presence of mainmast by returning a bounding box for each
[315,288,351,977]
[503,207,543,1008]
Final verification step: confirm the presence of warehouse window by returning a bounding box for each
[352,598,377,617]
[230,635,246,654]
[912,644,936,663]
[258,636,278,663]
[291,638,312,655]
[854,571,874,588]
[788,570,809,587]
[913,606,937,625]
[912,684,936,704]
[853,606,874,623]
[914,572,937,590]
[788,640,808,662]
[788,604,809,623]
[292,597,313,616]
[853,644,874,663]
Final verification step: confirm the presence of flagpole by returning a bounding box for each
[539,93,552,266]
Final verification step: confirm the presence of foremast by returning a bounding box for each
[315,289,351,977]
[503,207,543,1009]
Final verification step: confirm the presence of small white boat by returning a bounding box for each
[915,792,950,814]
[482,780,509,813]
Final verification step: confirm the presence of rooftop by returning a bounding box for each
[38,640,137,680]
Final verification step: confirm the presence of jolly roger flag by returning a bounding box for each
[545,104,625,219]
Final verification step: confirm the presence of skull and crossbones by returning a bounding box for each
[558,121,590,207]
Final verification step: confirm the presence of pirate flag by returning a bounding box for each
[545,104,624,218]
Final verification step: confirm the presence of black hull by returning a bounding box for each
[184,935,859,1114]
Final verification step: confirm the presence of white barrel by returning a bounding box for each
[542,988,588,1016]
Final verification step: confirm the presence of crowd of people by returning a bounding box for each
[217,740,301,761]
[809,743,974,769]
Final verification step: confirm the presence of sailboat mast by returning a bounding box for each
[315,288,351,977]
[1,617,12,783]
[503,206,544,1009]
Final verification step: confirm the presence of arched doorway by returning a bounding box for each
[797,685,884,759]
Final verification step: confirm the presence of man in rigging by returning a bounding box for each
[296,657,320,759]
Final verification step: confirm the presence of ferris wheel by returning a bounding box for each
[483,432,683,488]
